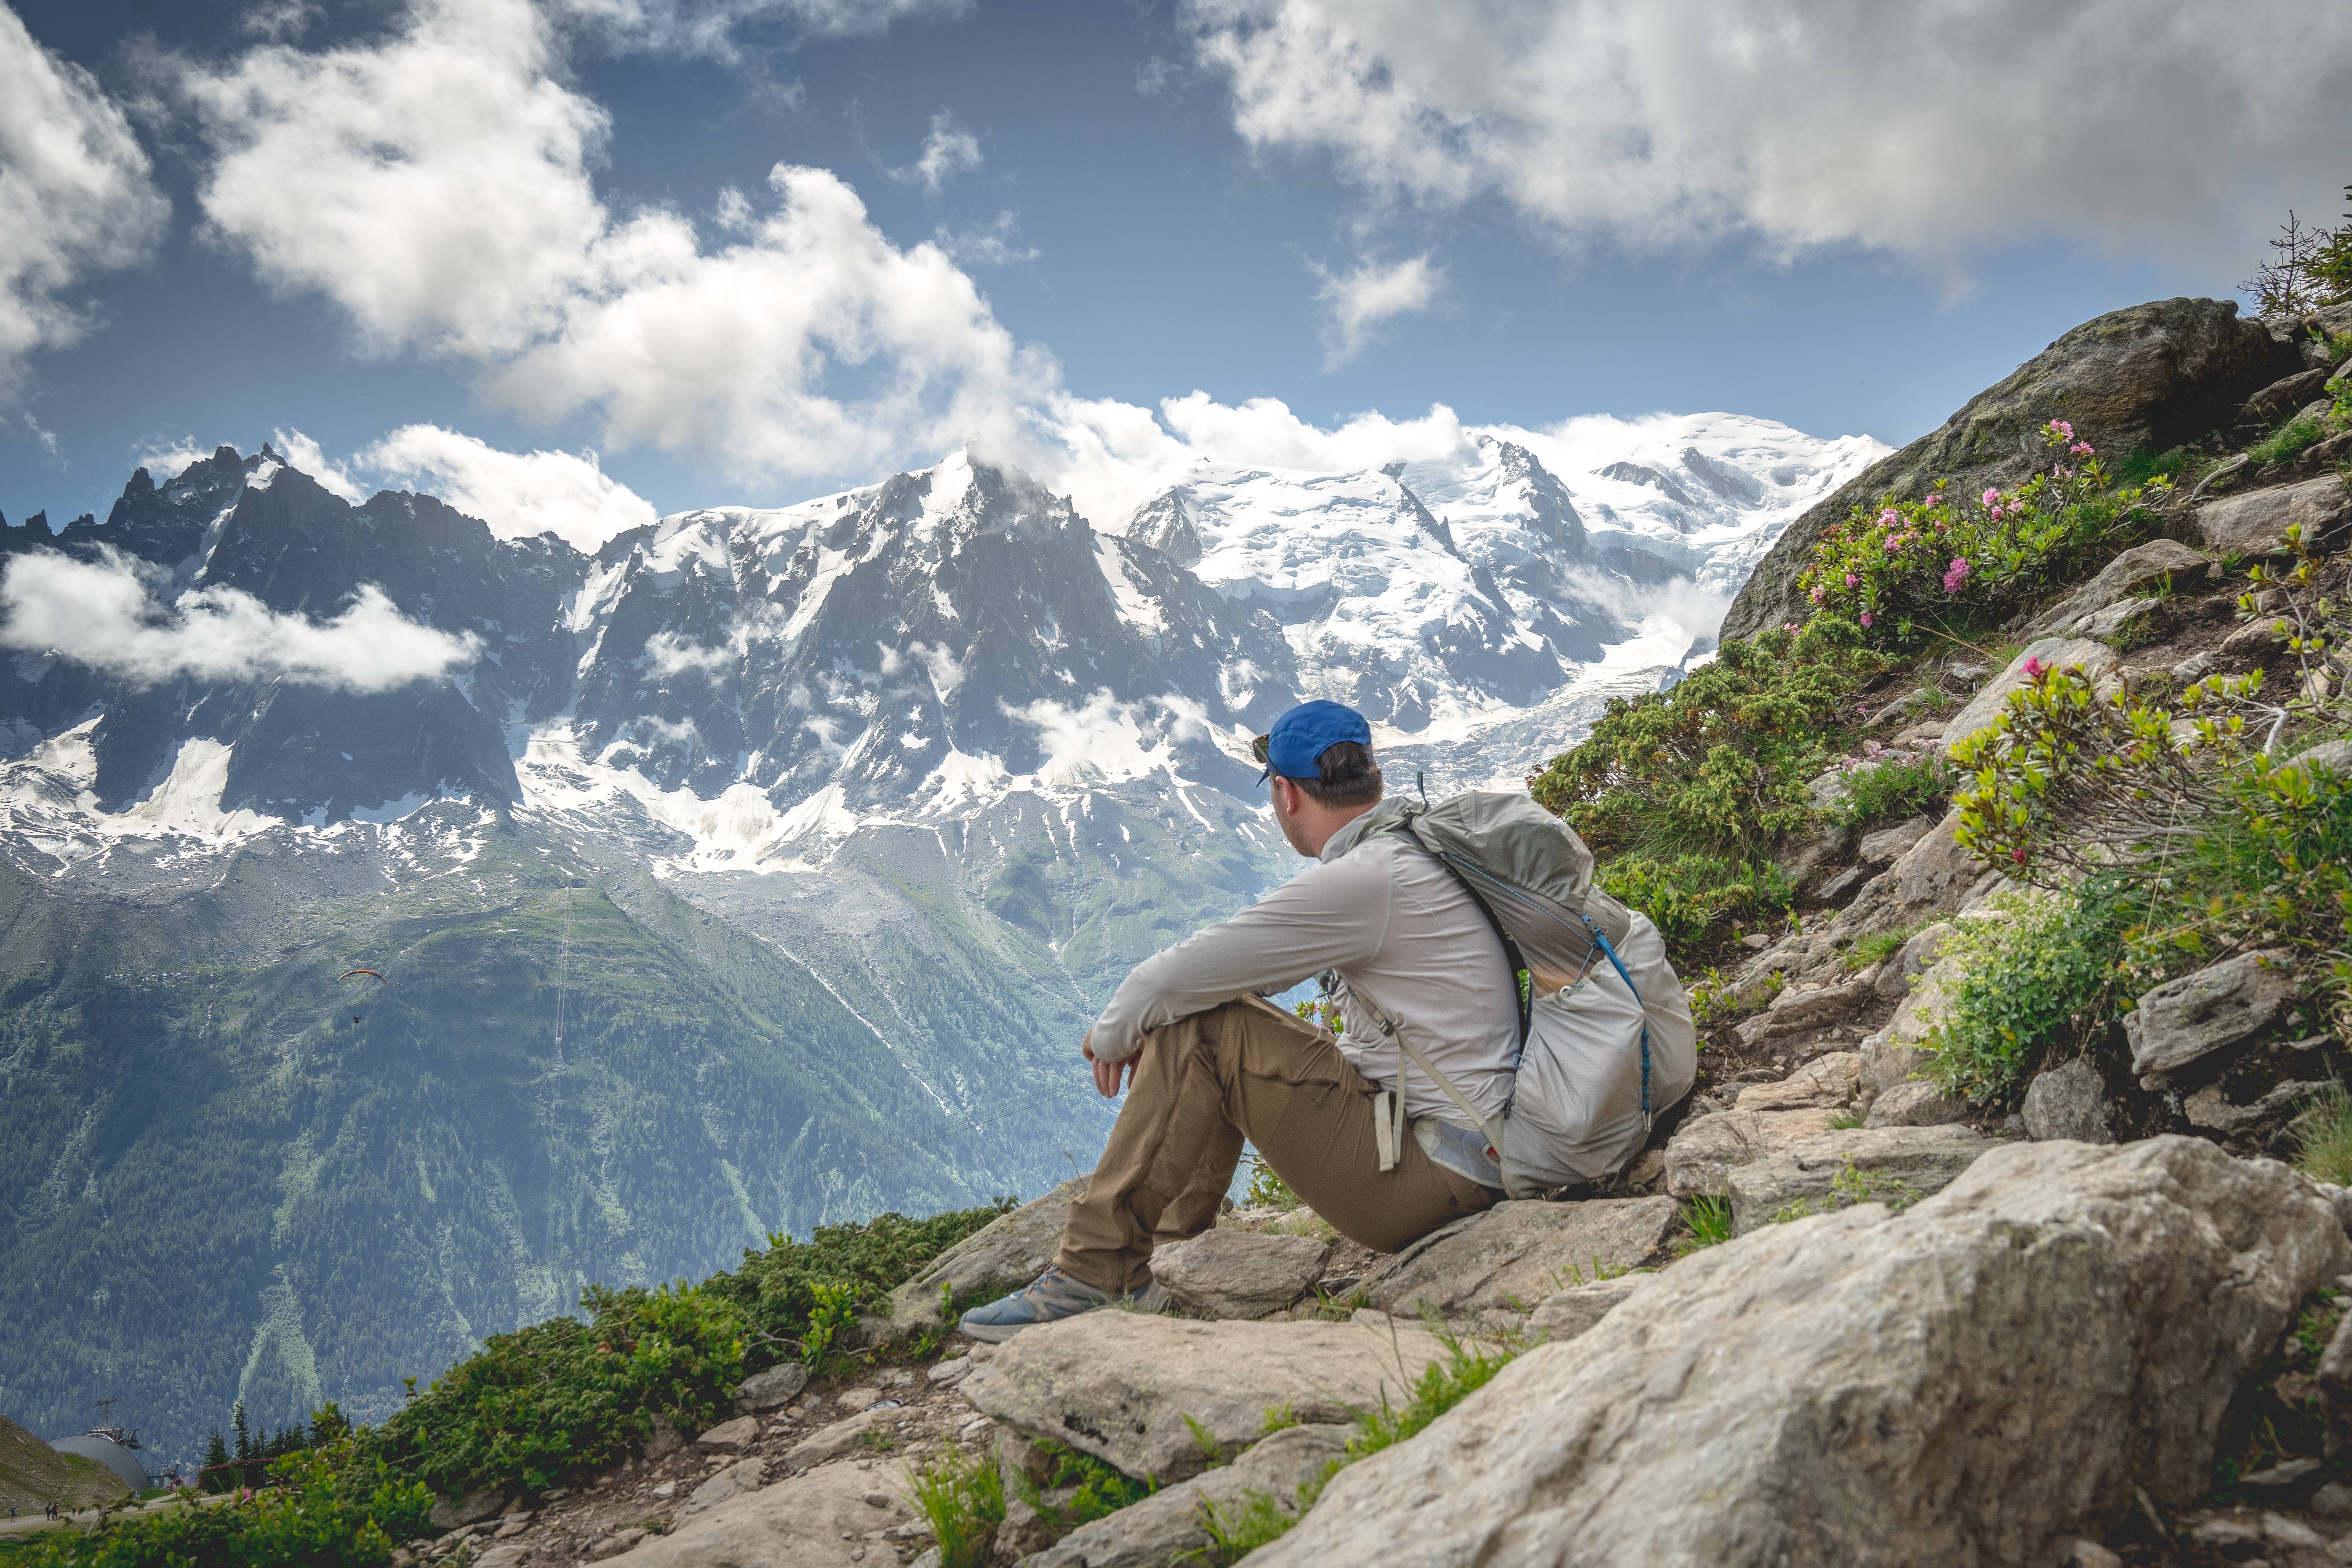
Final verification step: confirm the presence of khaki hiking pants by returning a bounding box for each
[1056,995,1499,1294]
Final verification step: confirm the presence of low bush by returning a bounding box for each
[1916,886,2140,1104]
[1528,619,1880,862]
[2250,414,2328,468]
[1596,855,1792,958]
[14,1443,431,1568]
[708,1201,1018,1365]
[1797,419,2170,638]
[1831,750,1956,831]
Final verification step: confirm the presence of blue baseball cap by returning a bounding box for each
[1252,700,1373,784]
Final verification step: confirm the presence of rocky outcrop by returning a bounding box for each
[2023,1059,2118,1143]
[2195,474,2352,556]
[1726,296,2299,638]
[2033,538,2212,636]
[623,1454,916,1568]
[1362,1199,1677,1319]
[1664,1107,1844,1198]
[1942,637,2119,751]
[959,1314,1454,1481]
[1246,1137,2351,1567]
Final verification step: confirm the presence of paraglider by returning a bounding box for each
[341,968,386,1025]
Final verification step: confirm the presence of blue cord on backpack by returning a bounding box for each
[1585,918,1652,1129]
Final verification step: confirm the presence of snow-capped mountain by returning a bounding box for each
[0,415,1880,1463]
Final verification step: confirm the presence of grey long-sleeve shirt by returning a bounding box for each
[1088,810,1519,1126]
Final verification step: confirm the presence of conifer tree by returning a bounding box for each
[200,1431,230,1495]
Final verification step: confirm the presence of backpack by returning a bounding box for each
[1352,789,1698,1198]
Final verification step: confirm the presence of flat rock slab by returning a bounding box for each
[1247,1137,2350,1568]
[1942,638,2118,753]
[1151,1230,1330,1319]
[1664,1108,1842,1199]
[885,1177,1087,1341]
[733,1361,808,1412]
[1736,1053,1860,1112]
[1862,1079,1971,1129]
[2036,538,2211,635]
[1726,1126,1989,1236]
[2197,475,2352,555]
[2126,949,2298,1078]
[1363,1199,1677,1319]
[1527,1276,1648,1343]
[960,1312,1452,1482]
[626,1453,914,1568]
[1021,1423,1351,1568]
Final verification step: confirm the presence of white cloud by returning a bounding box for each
[354,425,658,551]
[1183,0,2352,270]
[1309,252,1439,366]
[0,5,171,398]
[176,0,1050,488]
[0,546,481,691]
[894,108,983,194]
[934,211,1038,267]
[129,436,219,482]
[557,0,969,60]
[270,427,367,503]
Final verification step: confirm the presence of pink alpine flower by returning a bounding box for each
[2022,656,2045,678]
[1811,585,1826,603]
[1879,508,1899,526]
[1845,573,1859,588]
[1982,488,2001,508]
[1860,611,1874,628]
[2070,440,2093,456]
[1943,557,1970,592]
[2050,419,2074,440]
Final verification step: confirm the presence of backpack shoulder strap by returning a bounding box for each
[1371,812,1534,1056]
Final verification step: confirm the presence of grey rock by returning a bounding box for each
[2125,949,2298,1076]
[624,1454,917,1568]
[1727,297,2295,637]
[1816,864,1869,901]
[1872,810,2007,933]
[1021,1423,1351,1568]
[1150,1230,1330,1319]
[2313,1481,2352,1517]
[2034,538,2211,635]
[1363,1198,1678,1319]
[2242,364,2337,420]
[884,1176,1087,1341]
[1735,1053,1861,1112]
[1862,1078,1971,1128]
[428,1489,513,1530]
[1942,639,2120,753]
[779,1410,885,1474]
[1726,1125,1989,1235]
[960,1312,1455,1482]
[683,1458,764,1516]
[733,1362,808,1412]
[470,1548,529,1568]
[1246,1136,2351,1568]
[692,1415,758,1453]
[1664,1108,1844,1198]
[1526,1276,1648,1343]
[2065,1542,2122,1568]
[2183,1078,2334,1133]
[1857,815,1936,867]
[2022,1059,2116,1144]
[2197,474,2352,555]
[1739,973,1878,1045]
[927,1356,973,1387]
[996,1496,1063,1561]
[2078,596,2159,643]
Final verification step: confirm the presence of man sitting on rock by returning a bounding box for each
[960,699,1516,1340]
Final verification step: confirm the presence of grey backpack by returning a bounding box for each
[1359,791,1698,1196]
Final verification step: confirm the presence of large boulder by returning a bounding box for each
[1150,1230,1330,1319]
[1020,1422,1352,1568]
[883,1177,1085,1340]
[960,1313,1454,1482]
[1246,1137,2352,1568]
[1726,297,2298,637]
[622,1452,916,1568]
[1724,1125,1989,1235]
[1526,1275,1649,1343]
[2125,949,2299,1078]
[2033,538,2212,636]
[2022,1058,2118,1144]
[1362,1199,1678,1319]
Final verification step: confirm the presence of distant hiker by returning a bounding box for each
[961,699,1694,1340]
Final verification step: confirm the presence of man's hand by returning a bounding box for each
[1082,1031,1136,1098]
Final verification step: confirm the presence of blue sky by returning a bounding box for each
[3,0,2347,541]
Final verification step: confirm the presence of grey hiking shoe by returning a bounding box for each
[958,1266,1139,1343]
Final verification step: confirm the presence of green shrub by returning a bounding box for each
[1529,619,1879,862]
[14,1444,430,1568]
[1832,750,1956,831]
[708,1200,1017,1365]
[1597,855,1793,958]
[1918,886,2139,1104]
[1016,1439,1154,1532]
[1797,419,2168,636]
[906,1444,1005,1568]
[1242,1150,1300,1211]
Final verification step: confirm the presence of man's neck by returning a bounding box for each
[1299,799,1380,858]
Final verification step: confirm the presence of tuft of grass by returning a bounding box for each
[1672,1196,1733,1256]
[2250,414,2328,467]
[906,1445,1005,1568]
[1183,1414,1230,1470]
[1013,1440,1154,1535]
[1196,1488,1300,1564]
[2111,445,2191,488]
[1827,1110,1866,1131]
[2292,1081,2352,1187]
[1844,925,1913,972]
[1770,1156,1921,1223]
